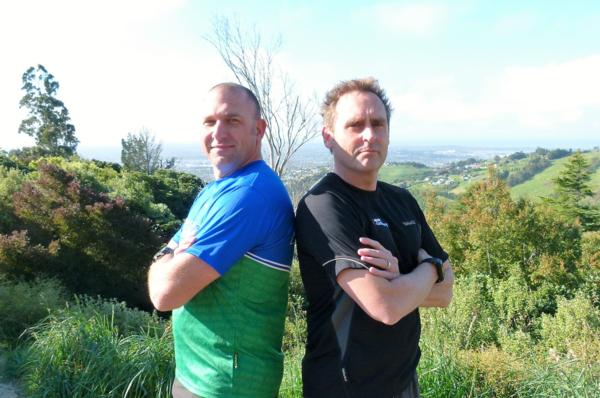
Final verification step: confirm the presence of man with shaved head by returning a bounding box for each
[296,78,454,397]
[148,82,294,398]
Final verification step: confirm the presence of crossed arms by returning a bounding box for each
[148,240,220,311]
[337,237,454,325]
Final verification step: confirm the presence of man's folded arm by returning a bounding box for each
[148,252,220,311]
[420,260,454,308]
[337,262,438,326]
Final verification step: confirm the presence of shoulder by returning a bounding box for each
[378,181,420,206]
[297,174,352,215]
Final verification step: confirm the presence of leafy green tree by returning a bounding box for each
[550,151,600,230]
[425,167,581,287]
[18,64,78,156]
[121,128,173,174]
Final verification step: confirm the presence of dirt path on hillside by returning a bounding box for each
[0,353,22,398]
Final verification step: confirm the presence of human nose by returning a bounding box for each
[212,120,228,139]
[361,125,376,143]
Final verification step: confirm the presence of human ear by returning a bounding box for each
[322,126,333,149]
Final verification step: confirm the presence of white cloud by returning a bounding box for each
[368,3,448,35]
[392,55,600,132]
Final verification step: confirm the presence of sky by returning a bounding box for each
[1,0,599,155]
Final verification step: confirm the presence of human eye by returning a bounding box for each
[228,117,241,125]
[346,120,364,131]
[203,118,216,127]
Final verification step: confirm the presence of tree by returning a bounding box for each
[121,128,173,174]
[550,151,600,231]
[207,17,319,176]
[18,64,78,156]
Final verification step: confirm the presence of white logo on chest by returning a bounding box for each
[372,218,389,227]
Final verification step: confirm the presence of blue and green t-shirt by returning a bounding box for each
[171,160,294,398]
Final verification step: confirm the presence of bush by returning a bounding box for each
[421,273,498,350]
[0,278,67,345]
[540,292,600,364]
[492,272,539,333]
[4,161,160,309]
[0,166,27,234]
[20,297,173,397]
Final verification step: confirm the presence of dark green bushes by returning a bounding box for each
[0,154,204,309]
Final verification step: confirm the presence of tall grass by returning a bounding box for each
[0,277,67,345]
[3,272,599,398]
[18,296,174,398]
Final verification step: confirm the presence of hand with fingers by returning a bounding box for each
[357,237,400,281]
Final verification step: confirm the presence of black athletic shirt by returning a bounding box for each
[296,173,448,398]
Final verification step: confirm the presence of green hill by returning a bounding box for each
[510,150,600,201]
[378,162,435,185]
[379,149,600,204]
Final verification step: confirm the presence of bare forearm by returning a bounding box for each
[420,262,454,308]
[147,252,220,311]
[356,262,438,325]
[148,254,178,311]
[386,262,438,316]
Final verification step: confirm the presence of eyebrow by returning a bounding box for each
[203,112,243,120]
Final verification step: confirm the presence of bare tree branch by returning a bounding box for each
[205,16,319,176]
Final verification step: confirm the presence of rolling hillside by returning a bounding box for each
[379,149,600,203]
[510,150,600,201]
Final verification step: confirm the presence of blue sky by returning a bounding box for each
[1,0,599,152]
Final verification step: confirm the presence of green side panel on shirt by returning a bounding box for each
[173,256,290,398]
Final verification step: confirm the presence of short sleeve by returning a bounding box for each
[413,198,448,262]
[181,186,269,275]
[296,192,368,280]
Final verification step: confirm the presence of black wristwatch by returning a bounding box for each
[153,246,174,262]
[422,257,444,283]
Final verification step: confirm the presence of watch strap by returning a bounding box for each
[422,257,444,283]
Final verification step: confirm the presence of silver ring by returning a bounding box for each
[386,259,391,270]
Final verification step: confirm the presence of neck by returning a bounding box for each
[333,165,378,191]
[213,154,262,180]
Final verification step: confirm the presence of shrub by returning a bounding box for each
[0,278,67,345]
[492,272,538,333]
[6,161,160,308]
[0,166,27,234]
[421,273,498,350]
[540,292,600,364]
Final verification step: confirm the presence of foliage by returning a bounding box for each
[540,292,600,364]
[121,128,174,174]
[19,297,173,398]
[0,166,28,234]
[18,64,78,157]
[504,155,550,187]
[426,167,582,291]
[508,151,527,160]
[548,151,600,230]
[0,278,67,345]
[2,161,161,308]
[148,169,204,220]
[0,156,205,308]
[422,273,499,349]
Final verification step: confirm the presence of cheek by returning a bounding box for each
[200,132,212,152]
